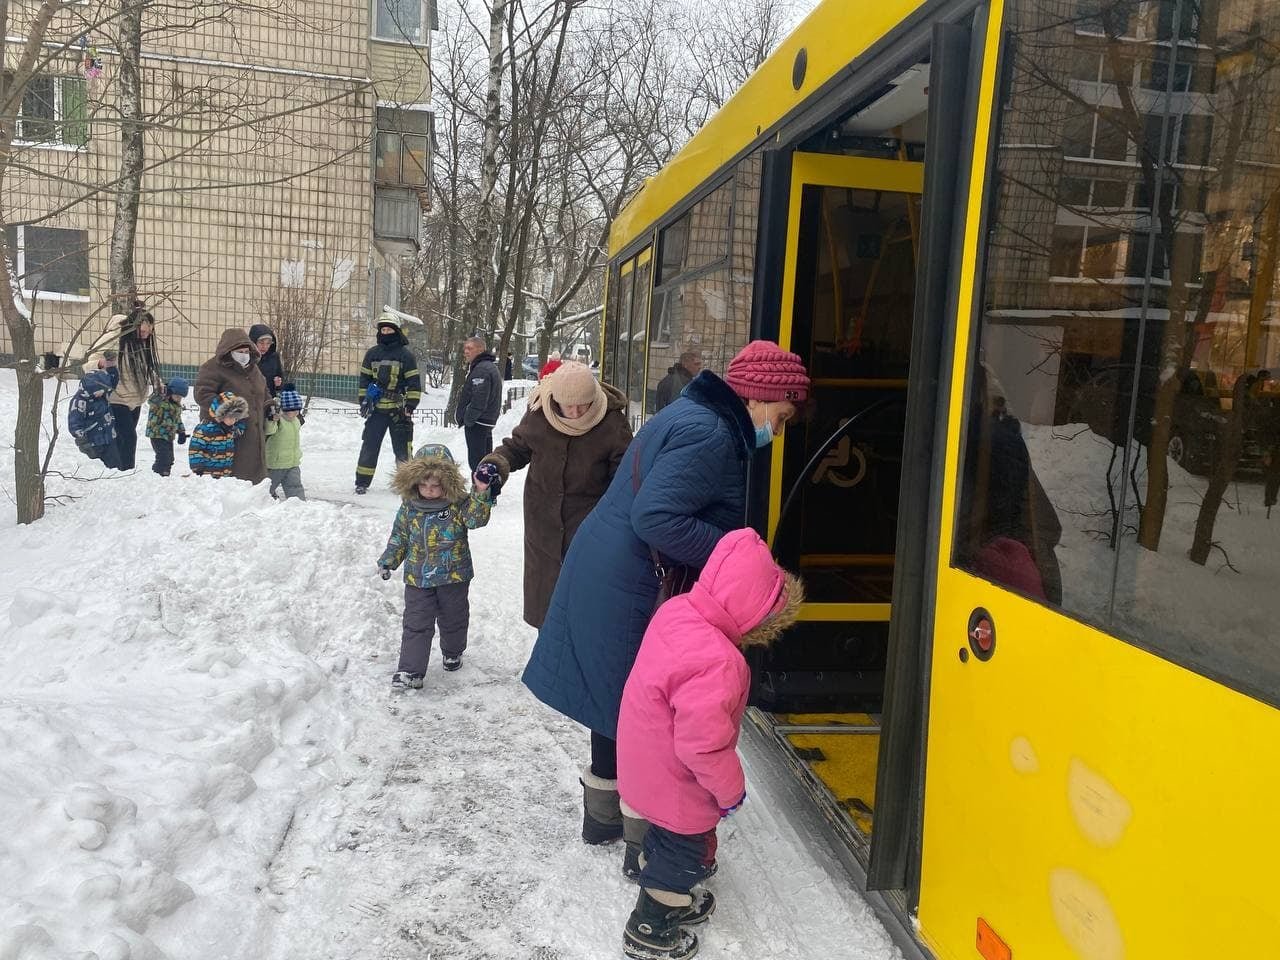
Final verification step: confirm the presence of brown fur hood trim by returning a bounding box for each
[738,572,804,648]
[600,380,628,412]
[391,450,468,502]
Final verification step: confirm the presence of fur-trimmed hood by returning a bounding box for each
[391,444,468,502]
[210,391,250,422]
[686,528,804,647]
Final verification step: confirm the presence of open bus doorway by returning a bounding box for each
[748,63,931,864]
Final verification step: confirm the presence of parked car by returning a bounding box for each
[521,354,540,379]
[1067,364,1276,477]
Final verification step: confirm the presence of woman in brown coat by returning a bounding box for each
[194,328,269,483]
[482,361,633,628]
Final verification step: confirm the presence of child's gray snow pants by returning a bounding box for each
[398,581,470,673]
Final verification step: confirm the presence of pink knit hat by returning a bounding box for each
[725,341,810,403]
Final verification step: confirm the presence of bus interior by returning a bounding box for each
[747,57,933,865]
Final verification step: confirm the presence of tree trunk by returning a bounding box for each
[109,0,144,309]
[448,0,507,419]
[1,232,45,522]
[1188,376,1250,566]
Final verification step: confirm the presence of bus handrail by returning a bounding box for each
[774,394,905,547]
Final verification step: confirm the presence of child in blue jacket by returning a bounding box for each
[189,391,249,478]
[68,367,124,469]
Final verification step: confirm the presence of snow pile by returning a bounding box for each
[0,371,901,960]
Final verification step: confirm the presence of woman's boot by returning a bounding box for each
[623,889,699,960]
[580,767,624,844]
[620,799,649,880]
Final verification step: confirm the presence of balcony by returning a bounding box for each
[374,187,422,253]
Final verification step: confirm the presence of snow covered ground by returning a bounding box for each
[0,371,902,960]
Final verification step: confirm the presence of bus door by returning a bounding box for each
[917,0,1280,956]
[754,152,923,852]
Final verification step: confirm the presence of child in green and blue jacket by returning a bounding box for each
[378,443,495,689]
[145,377,189,476]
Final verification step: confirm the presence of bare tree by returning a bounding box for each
[2,0,374,522]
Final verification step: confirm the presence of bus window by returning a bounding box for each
[601,262,622,386]
[955,0,1280,707]
[646,152,761,412]
[627,256,652,427]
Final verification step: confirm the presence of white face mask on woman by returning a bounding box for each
[231,349,252,368]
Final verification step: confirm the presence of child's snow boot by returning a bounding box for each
[581,767,624,844]
[623,889,699,959]
[620,800,648,880]
[391,671,424,692]
[442,653,463,672]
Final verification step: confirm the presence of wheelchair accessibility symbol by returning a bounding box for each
[813,421,867,488]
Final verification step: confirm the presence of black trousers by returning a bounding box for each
[590,731,618,780]
[463,424,493,473]
[150,438,174,476]
[356,410,413,488]
[110,404,142,469]
[398,581,470,673]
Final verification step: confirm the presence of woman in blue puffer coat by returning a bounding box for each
[522,340,810,872]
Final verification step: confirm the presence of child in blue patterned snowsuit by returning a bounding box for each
[189,391,249,478]
[378,443,496,689]
[68,367,124,469]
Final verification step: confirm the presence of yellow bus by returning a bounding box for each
[601,0,1280,957]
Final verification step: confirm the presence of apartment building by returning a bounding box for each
[1,0,435,397]
[976,0,1280,426]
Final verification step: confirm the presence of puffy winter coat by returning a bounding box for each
[264,416,303,470]
[486,381,633,627]
[378,446,494,588]
[249,323,283,397]
[618,529,801,834]
[359,334,422,413]
[189,392,249,478]
[522,370,757,738]
[68,370,119,449]
[144,390,186,441]
[194,329,269,483]
[457,352,502,428]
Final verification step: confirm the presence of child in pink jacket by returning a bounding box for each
[616,528,801,960]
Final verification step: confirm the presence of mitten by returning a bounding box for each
[359,396,372,419]
[403,401,417,415]
[379,566,392,581]
[474,461,503,494]
[478,453,510,483]
[177,432,187,446]
[719,790,746,818]
[366,383,383,403]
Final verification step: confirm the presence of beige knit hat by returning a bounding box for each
[548,361,599,407]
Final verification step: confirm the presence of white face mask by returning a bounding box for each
[231,350,251,368]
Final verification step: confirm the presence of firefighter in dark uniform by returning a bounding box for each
[355,315,422,494]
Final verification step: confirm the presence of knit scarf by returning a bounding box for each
[410,496,452,513]
[528,381,608,437]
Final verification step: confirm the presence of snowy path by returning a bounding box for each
[0,373,902,960]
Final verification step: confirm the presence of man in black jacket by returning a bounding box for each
[653,349,702,411]
[354,316,422,494]
[456,335,502,471]
[249,323,284,397]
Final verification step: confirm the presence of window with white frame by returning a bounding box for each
[6,74,89,147]
[4,225,91,298]
[374,0,423,42]
[374,107,430,187]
